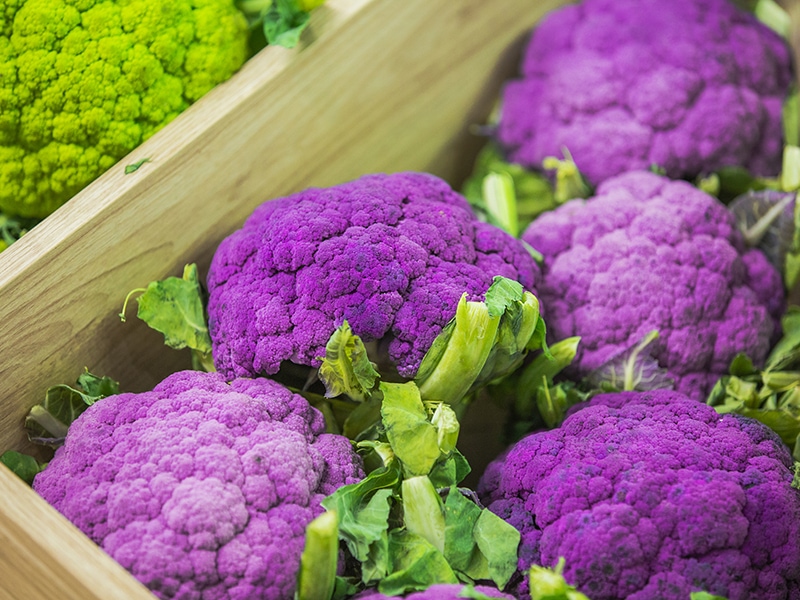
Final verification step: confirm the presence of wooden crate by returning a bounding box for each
[0,0,570,597]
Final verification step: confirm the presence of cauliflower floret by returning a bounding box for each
[206,171,540,380]
[478,390,800,600]
[0,0,248,218]
[33,370,364,600]
[521,170,783,400]
[497,0,793,186]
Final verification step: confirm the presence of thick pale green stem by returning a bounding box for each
[415,295,500,405]
[402,476,446,554]
[296,510,339,600]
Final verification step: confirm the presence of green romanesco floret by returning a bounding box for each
[0,0,249,218]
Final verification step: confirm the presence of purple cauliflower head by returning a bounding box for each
[521,170,783,400]
[33,370,364,600]
[353,584,515,600]
[497,0,793,186]
[478,389,800,600]
[206,172,539,380]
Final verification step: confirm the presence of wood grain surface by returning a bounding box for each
[0,0,568,596]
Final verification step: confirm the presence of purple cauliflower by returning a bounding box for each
[478,389,800,600]
[33,370,364,600]
[521,170,783,400]
[206,172,539,380]
[497,0,793,186]
[353,584,515,600]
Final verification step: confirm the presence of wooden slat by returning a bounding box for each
[0,0,568,596]
[0,465,154,600]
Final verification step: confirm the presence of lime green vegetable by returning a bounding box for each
[0,0,249,218]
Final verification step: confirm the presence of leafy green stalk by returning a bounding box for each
[462,142,557,231]
[707,306,800,454]
[236,0,323,49]
[482,172,519,238]
[402,476,446,553]
[542,148,592,204]
[296,510,340,600]
[25,370,120,447]
[528,558,590,600]
[515,336,580,427]
[587,330,673,393]
[415,293,500,405]
[754,0,792,37]
[381,382,441,477]
[415,277,547,408]
[320,381,520,594]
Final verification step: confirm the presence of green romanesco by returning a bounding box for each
[0,0,249,218]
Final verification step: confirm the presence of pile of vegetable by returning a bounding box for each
[2,0,800,599]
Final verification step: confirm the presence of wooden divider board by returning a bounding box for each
[0,0,568,596]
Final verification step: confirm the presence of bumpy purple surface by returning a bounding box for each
[497,0,793,186]
[206,172,539,379]
[33,370,364,600]
[521,171,783,400]
[354,584,515,600]
[478,390,800,600]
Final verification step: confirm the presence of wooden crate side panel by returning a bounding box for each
[0,467,154,600]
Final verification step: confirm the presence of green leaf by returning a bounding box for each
[124,158,151,174]
[76,370,120,398]
[331,577,360,600]
[296,510,339,600]
[431,402,460,455]
[380,382,440,477]
[318,321,380,402]
[729,353,757,377]
[321,464,399,567]
[442,488,483,573]
[767,307,800,370]
[427,449,472,489]
[484,277,525,319]
[737,407,800,447]
[0,451,46,485]
[472,507,520,589]
[121,264,212,356]
[262,0,311,48]
[378,530,459,595]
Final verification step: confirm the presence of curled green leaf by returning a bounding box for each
[318,321,380,402]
